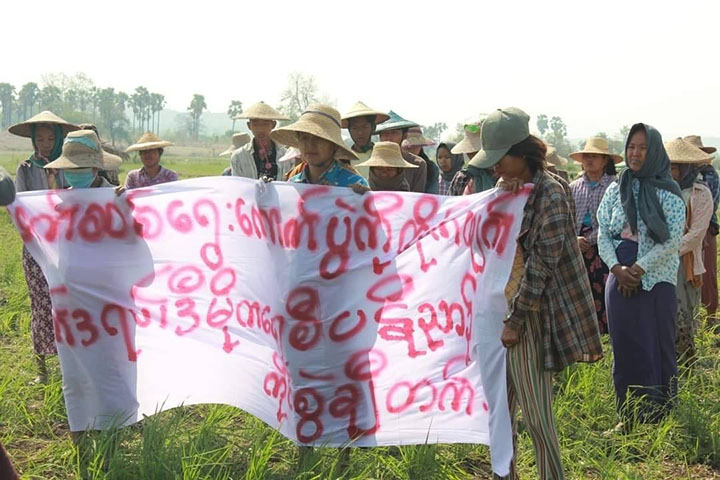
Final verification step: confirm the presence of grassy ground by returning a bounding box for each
[0,160,719,479]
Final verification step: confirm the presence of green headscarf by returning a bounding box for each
[618,123,682,244]
[28,124,64,168]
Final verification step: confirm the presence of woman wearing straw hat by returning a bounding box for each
[341,101,390,178]
[684,135,720,321]
[450,122,497,196]
[666,138,714,365]
[122,131,178,190]
[45,130,123,189]
[402,126,439,194]
[8,111,79,383]
[568,137,622,334]
[374,110,427,193]
[597,124,685,431]
[355,141,419,191]
[472,107,602,480]
[436,142,465,196]
[231,101,291,181]
[271,104,368,191]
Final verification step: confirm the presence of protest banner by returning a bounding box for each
[9,177,529,475]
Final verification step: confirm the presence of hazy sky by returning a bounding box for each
[3,0,719,140]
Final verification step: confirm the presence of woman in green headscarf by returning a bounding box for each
[597,123,686,430]
[9,111,79,383]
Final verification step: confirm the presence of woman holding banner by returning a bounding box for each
[471,107,603,480]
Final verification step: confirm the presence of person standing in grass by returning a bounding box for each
[569,137,621,334]
[597,123,685,429]
[374,110,427,193]
[436,141,464,195]
[666,138,714,365]
[474,107,603,480]
[231,101,291,180]
[122,131,178,190]
[8,111,79,384]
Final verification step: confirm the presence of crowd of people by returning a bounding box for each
[1,101,718,479]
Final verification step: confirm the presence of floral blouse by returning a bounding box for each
[597,180,686,290]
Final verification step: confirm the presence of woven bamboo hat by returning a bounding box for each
[374,110,419,133]
[665,138,714,164]
[545,144,568,166]
[569,137,622,164]
[683,135,716,154]
[8,111,79,138]
[451,121,484,154]
[402,127,436,148]
[355,142,419,169]
[234,101,289,121]
[126,131,173,153]
[45,130,122,170]
[270,104,359,161]
[219,132,251,156]
[278,147,302,163]
[341,101,390,128]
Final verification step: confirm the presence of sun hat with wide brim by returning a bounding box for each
[545,144,568,166]
[219,132,251,156]
[126,131,174,153]
[451,121,484,154]
[270,104,359,161]
[374,110,419,133]
[665,138,714,164]
[683,135,716,154]
[569,137,623,164]
[45,130,122,170]
[341,101,390,128]
[355,141,419,169]
[8,111,79,138]
[279,146,302,163]
[469,107,530,169]
[234,101,289,121]
[402,127,436,148]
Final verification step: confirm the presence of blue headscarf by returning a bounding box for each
[29,124,64,167]
[618,123,682,244]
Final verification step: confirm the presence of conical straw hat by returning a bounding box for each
[569,137,623,164]
[451,122,484,154]
[341,101,390,128]
[219,132,251,156]
[45,130,122,170]
[8,111,79,138]
[683,135,716,154]
[402,127,436,148]
[665,138,714,164]
[234,101,289,121]
[355,142,419,169]
[374,110,418,133]
[545,144,568,166]
[270,104,359,161]
[279,147,302,163]
[126,131,174,152]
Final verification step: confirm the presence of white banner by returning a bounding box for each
[9,177,529,475]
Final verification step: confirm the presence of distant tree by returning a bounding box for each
[188,94,207,140]
[131,86,151,134]
[228,100,243,132]
[96,88,129,145]
[0,83,16,128]
[280,72,320,121]
[39,85,63,112]
[536,114,549,136]
[18,82,39,119]
[423,122,448,143]
[150,93,166,134]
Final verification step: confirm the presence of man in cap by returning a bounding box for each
[231,101,291,180]
[374,110,427,193]
[340,101,390,179]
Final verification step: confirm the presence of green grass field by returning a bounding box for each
[0,158,718,479]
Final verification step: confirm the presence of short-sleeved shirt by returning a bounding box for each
[125,166,178,189]
[288,161,368,188]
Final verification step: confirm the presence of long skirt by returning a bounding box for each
[21,246,57,356]
[676,266,700,359]
[701,228,718,316]
[606,241,677,423]
[580,227,609,334]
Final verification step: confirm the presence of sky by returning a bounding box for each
[3,0,719,140]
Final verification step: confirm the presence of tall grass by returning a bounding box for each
[0,161,718,479]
